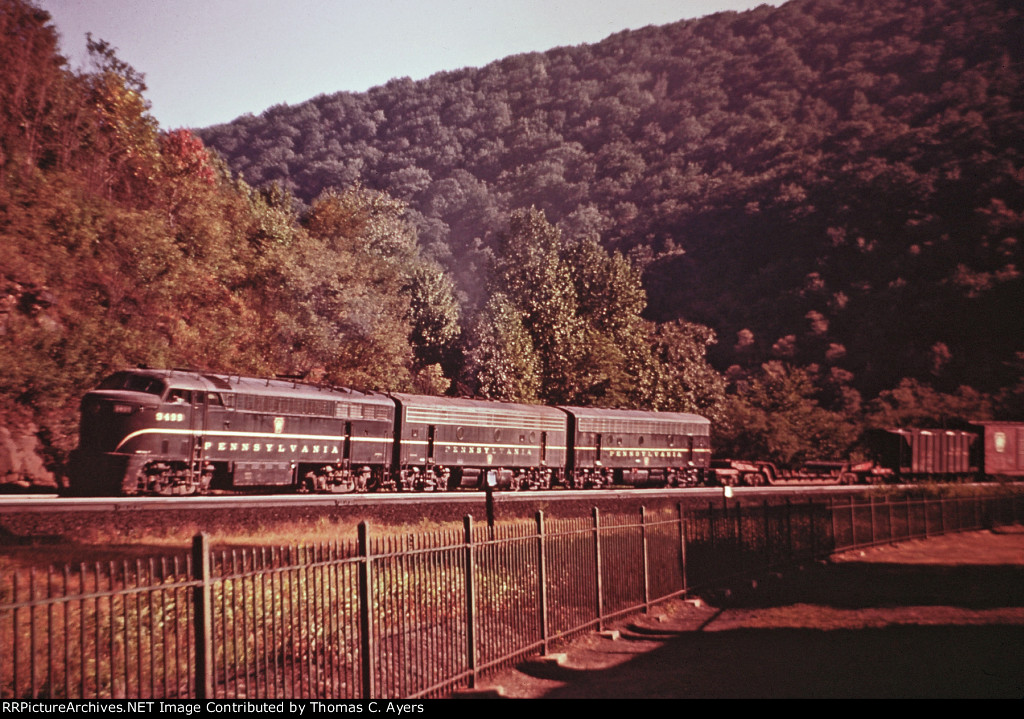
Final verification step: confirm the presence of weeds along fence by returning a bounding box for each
[2,492,1021,699]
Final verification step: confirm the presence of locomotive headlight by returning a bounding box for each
[113,404,134,414]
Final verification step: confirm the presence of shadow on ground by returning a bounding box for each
[481,531,1024,698]
[521,623,1024,698]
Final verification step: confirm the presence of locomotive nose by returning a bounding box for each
[78,392,155,452]
[83,395,137,416]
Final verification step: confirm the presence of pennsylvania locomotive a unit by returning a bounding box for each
[68,368,712,496]
[70,370,395,495]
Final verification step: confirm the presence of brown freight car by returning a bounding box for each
[972,422,1024,479]
[864,428,980,481]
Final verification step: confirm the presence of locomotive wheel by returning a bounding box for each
[142,462,208,496]
[152,476,198,496]
[742,472,766,486]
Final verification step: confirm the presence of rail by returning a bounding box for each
[1,492,1021,699]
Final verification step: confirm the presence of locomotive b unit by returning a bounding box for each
[390,393,568,491]
[561,406,711,488]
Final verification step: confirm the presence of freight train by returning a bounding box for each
[66,368,1024,496]
[67,368,711,496]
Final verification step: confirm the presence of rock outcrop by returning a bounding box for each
[0,424,57,489]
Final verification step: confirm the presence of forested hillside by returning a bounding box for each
[1,0,1022,485]
[200,0,1024,411]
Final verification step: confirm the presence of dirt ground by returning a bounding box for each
[471,526,1024,699]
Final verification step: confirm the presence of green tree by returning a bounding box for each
[475,207,725,410]
[405,262,460,371]
[463,292,542,402]
[646,320,727,419]
[865,378,994,429]
[489,207,586,403]
[716,361,857,465]
[0,0,66,170]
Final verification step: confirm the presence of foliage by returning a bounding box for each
[716,362,859,465]
[463,292,542,402]
[294,186,460,388]
[466,208,722,411]
[0,1,440,469]
[645,320,727,420]
[200,0,1024,414]
[863,377,995,429]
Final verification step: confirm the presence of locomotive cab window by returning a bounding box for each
[168,389,191,404]
[98,372,166,396]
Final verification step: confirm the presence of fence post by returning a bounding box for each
[735,501,743,570]
[809,499,816,558]
[593,508,604,630]
[537,511,549,655]
[641,506,650,613]
[785,498,793,559]
[923,496,930,538]
[708,502,716,550]
[358,522,376,698]
[463,516,477,686]
[829,497,836,553]
[763,500,771,566]
[677,503,688,598]
[850,496,856,548]
[192,534,213,700]
[870,495,877,546]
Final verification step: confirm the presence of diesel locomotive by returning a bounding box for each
[68,368,712,496]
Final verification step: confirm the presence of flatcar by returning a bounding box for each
[69,369,394,495]
[560,406,710,488]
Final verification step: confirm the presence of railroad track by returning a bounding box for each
[0,485,870,544]
[0,483,866,510]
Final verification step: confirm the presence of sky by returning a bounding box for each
[36,0,782,131]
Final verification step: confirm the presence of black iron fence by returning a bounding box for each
[2,492,1021,699]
